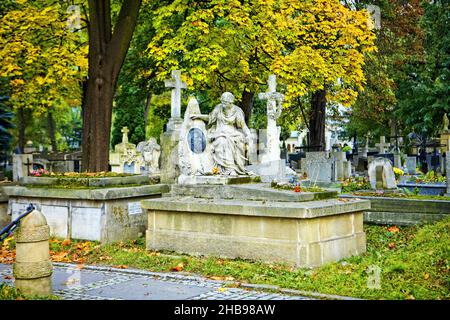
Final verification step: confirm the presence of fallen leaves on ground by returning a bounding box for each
[171,263,184,272]
[387,226,400,234]
[61,239,71,247]
[113,265,129,269]
[209,276,235,281]
[388,242,396,249]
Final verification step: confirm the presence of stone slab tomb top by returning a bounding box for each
[3,184,170,200]
[142,196,370,219]
[171,183,338,202]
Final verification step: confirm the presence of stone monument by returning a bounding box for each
[375,136,391,154]
[137,137,161,175]
[178,96,214,182]
[109,127,144,174]
[160,70,187,183]
[258,74,284,163]
[368,157,397,190]
[164,70,187,131]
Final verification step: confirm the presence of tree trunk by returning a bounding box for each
[241,91,254,124]
[143,91,152,131]
[17,107,27,153]
[308,89,327,151]
[47,111,57,152]
[82,0,142,172]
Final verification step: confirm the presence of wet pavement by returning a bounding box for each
[0,263,314,300]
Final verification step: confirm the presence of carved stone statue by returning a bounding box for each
[137,137,161,174]
[191,92,252,176]
[442,113,449,133]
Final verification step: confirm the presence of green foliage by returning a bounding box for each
[341,178,371,193]
[395,0,450,136]
[0,96,14,159]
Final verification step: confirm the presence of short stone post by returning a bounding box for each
[13,209,53,296]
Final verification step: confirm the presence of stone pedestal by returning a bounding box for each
[143,184,370,268]
[14,209,52,296]
[160,130,181,184]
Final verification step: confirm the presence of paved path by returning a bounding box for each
[0,263,314,300]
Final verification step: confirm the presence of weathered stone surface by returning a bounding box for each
[171,183,337,202]
[177,175,261,185]
[4,184,169,200]
[14,209,53,296]
[142,197,370,219]
[143,195,369,267]
[20,174,151,187]
[0,185,10,228]
[6,185,168,243]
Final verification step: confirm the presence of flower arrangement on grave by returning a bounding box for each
[29,171,134,178]
[29,168,50,177]
[393,167,404,180]
[408,170,446,184]
[341,177,371,193]
[271,175,325,193]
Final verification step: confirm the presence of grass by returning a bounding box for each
[350,191,450,201]
[0,283,60,300]
[1,219,449,300]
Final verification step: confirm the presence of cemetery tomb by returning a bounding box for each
[142,182,370,268]
[3,175,169,243]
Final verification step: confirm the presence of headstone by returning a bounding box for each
[375,136,390,154]
[178,97,213,179]
[331,151,347,180]
[164,70,187,132]
[393,152,402,168]
[368,157,397,190]
[109,127,143,174]
[258,74,284,163]
[300,152,334,183]
[406,156,417,175]
[12,154,33,182]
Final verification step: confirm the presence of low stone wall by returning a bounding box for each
[4,184,169,243]
[0,193,9,229]
[0,183,12,229]
[340,194,450,225]
[143,196,370,268]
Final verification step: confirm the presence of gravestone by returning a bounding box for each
[300,152,334,182]
[164,70,187,132]
[406,156,417,175]
[331,151,351,180]
[247,129,258,164]
[258,75,284,163]
[178,97,213,182]
[375,136,390,154]
[12,154,33,182]
[368,157,397,190]
[109,127,144,174]
[160,70,187,183]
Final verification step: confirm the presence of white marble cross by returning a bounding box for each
[375,136,390,154]
[258,74,284,162]
[121,127,129,144]
[164,70,187,119]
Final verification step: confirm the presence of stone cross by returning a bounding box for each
[121,127,129,144]
[375,136,390,154]
[258,74,284,162]
[164,70,187,119]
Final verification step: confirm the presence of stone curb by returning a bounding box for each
[53,263,360,300]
